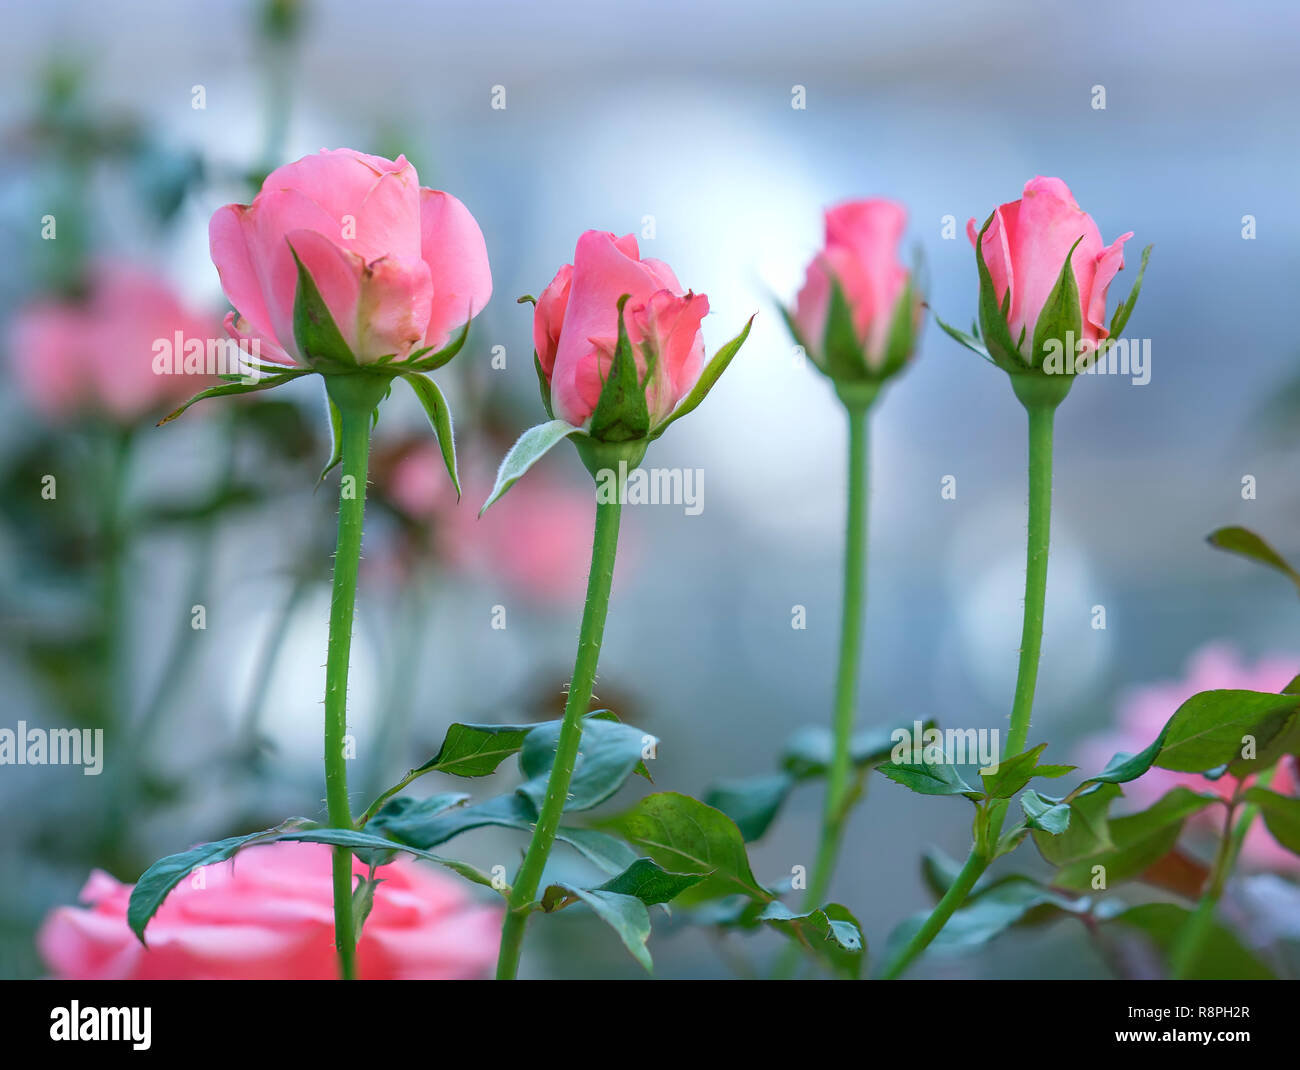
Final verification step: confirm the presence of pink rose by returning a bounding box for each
[534,230,709,428]
[37,842,500,979]
[967,176,1132,361]
[210,148,492,367]
[793,198,917,376]
[9,263,217,424]
[1078,643,1300,872]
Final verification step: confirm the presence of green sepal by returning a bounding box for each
[401,372,460,499]
[317,396,344,486]
[534,352,554,418]
[1107,243,1152,340]
[588,294,650,443]
[288,242,357,370]
[877,276,917,378]
[934,309,994,362]
[1030,235,1085,371]
[649,314,754,440]
[479,418,584,515]
[972,211,1024,370]
[156,369,310,426]
[820,274,867,380]
[400,319,471,373]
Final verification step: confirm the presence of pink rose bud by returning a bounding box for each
[209,148,492,368]
[37,842,501,979]
[9,263,218,424]
[532,230,709,433]
[790,198,920,382]
[963,176,1146,372]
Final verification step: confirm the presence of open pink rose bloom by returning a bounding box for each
[38,843,500,980]
[210,148,492,366]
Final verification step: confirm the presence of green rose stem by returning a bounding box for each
[881,373,1070,979]
[1170,768,1275,979]
[320,374,387,981]
[775,381,878,978]
[496,449,630,981]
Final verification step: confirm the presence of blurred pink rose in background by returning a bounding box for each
[794,198,916,372]
[9,262,217,424]
[1079,642,1300,871]
[968,175,1132,360]
[534,230,708,428]
[38,842,499,979]
[210,148,491,367]
[385,442,594,602]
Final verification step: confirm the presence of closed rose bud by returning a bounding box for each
[533,230,709,433]
[788,198,920,382]
[966,176,1139,371]
[210,148,492,368]
[9,262,218,424]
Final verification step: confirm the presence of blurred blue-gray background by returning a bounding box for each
[1,0,1298,978]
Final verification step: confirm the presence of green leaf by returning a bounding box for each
[128,825,293,942]
[1033,781,1121,866]
[981,743,1075,799]
[402,373,460,498]
[1206,526,1300,595]
[876,759,982,800]
[1243,787,1300,855]
[1030,235,1085,369]
[757,902,866,978]
[1052,787,1219,892]
[543,885,654,971]
[1020,789,1071,834]
[156,370,310,426]
[1111,902,1273,980]
[650,314,754,439]
[1106,243,1152,340]
[548,852,712,910]
[351,873,382,944]
[480,419,583,515]
[588,294,650,443]
[1155,689,1300,772]
[554,827,640,876]
[933,310,992,363]
[600,792,771,902]
[289,243,355,368]
[414,721,545,778]
[128,820,495,943]
[517,715,655,813]
[704,773,794,842]
[781,723,907,779]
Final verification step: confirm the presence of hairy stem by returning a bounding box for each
[496,488,623,980]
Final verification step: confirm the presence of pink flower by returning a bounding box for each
[37,842,500,979]
[967,176,1131,361]
[210,148,492,367]
[385,442,594,602]
[793,198,917,374]
[1079,643,1300,871]
[534,231,708,428]
[9,263,218,424]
